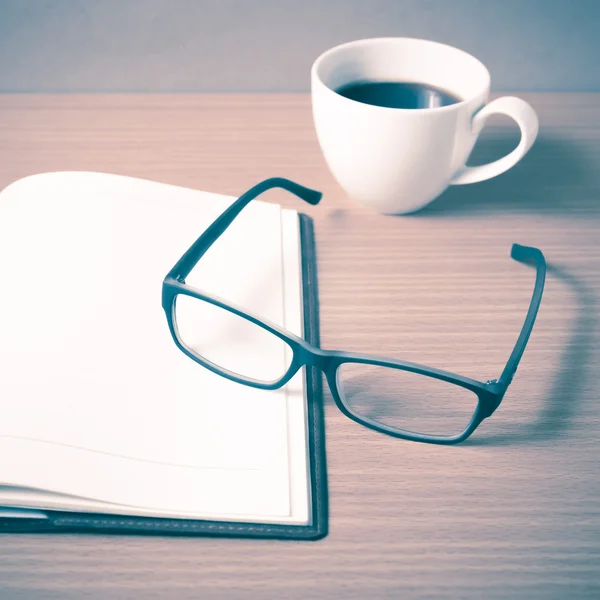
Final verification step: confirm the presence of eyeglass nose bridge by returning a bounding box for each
[297,345,334,373]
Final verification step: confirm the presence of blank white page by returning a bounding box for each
[0,171,310,523]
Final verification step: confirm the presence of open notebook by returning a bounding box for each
[0,172,327,539]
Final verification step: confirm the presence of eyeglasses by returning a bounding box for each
[162,178,546,445]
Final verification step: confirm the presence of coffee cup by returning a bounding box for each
[311,38,539,214]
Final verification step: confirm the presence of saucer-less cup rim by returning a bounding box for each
[311,37,491,114]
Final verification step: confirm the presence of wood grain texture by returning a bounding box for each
[0,94,599,600]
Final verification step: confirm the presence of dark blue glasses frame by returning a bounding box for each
[162,178,546,445]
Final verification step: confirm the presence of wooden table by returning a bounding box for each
[1,94,599,599]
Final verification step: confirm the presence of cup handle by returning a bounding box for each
[449,96,539,185]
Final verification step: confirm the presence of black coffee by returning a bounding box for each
[336,80,462,109]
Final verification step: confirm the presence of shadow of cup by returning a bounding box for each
[415,128,594,217]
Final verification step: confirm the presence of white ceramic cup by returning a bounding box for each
[311,38,539,214]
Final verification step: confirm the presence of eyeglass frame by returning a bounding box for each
[162,177,546,445]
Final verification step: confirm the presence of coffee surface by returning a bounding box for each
[336,81,462,109]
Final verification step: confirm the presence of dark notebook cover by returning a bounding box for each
[0,213,328,540]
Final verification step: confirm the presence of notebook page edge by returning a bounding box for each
[279,208,311,525]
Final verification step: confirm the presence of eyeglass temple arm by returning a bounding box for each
[166,177,322,282]
[496,243,546,389]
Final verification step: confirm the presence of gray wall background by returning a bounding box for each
[0,0,598,93]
